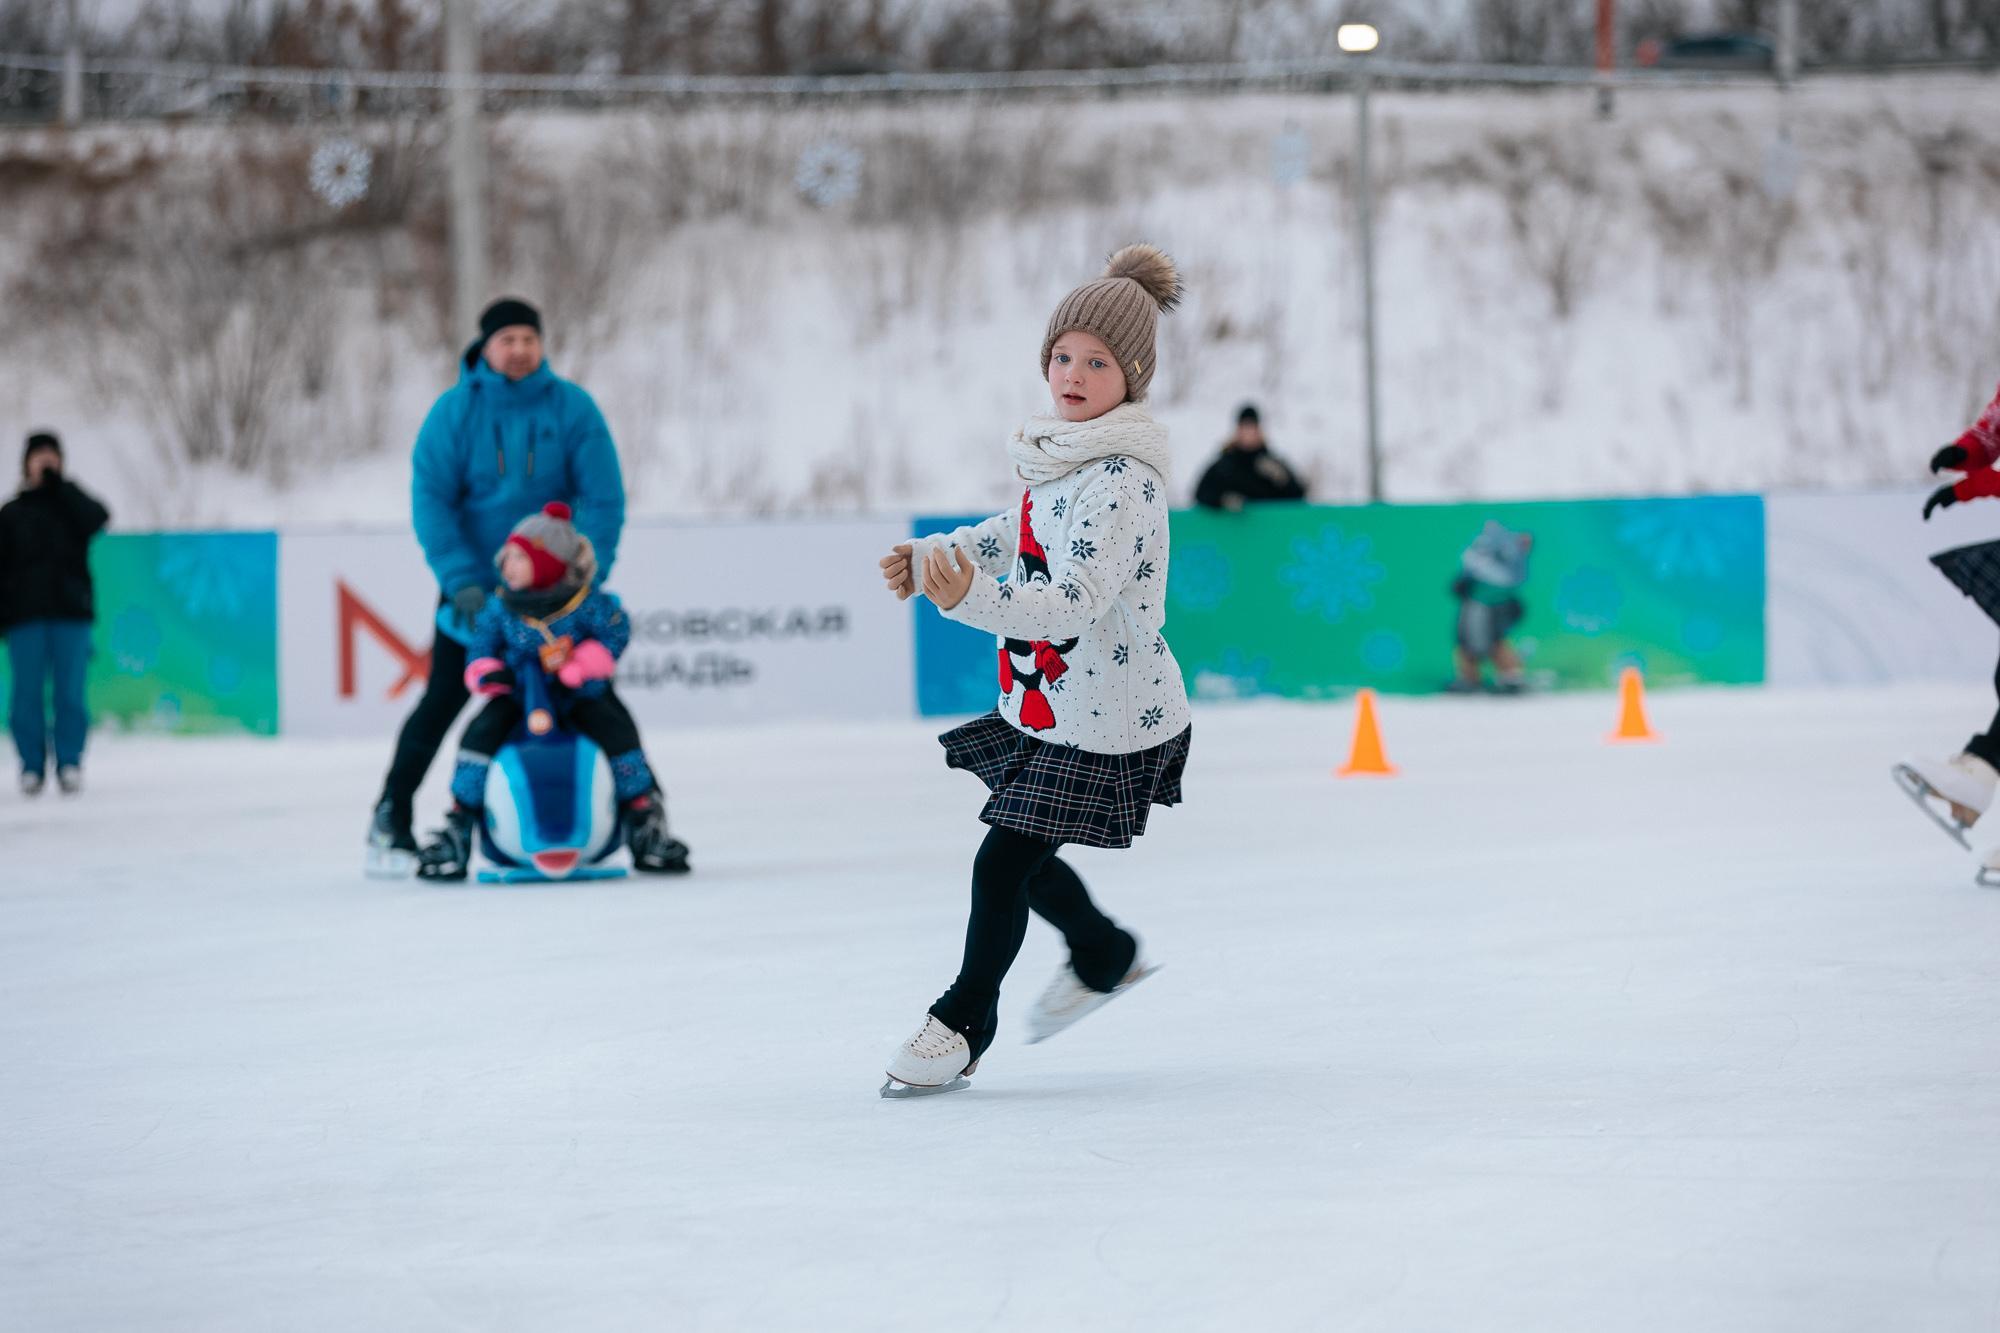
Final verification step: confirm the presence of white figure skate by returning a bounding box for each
[880,1015,978,1098]
[1891,752,1998,849]
[1024,950,1159,1045]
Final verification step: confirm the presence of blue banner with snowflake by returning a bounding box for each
[0,531,280,735]
[911,514,1008,717]
[914,497,1764,712]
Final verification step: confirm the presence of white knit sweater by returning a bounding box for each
[913,407,1192,755]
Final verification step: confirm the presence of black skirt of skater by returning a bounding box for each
[941,710,1191,850]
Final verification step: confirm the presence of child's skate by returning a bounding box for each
[1891,752,1998,849]
[415,805,477,882]
[881,1013,992,1099]
[623,793,691,874]
[1024,947,1159,1045]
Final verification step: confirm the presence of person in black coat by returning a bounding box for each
[0,432,110,796]
[1193,405,1308,510]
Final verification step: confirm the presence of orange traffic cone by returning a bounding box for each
[1337,688,1398,776]
[1607,667,1658,743]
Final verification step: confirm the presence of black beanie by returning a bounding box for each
[479,298,542,345]
[23,431,60,469]
[1237,404,1261,426]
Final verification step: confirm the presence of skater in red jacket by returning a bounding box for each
[1897,379,2000,855]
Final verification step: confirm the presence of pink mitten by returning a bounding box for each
[557,639,617,689]
[463,656,512,697]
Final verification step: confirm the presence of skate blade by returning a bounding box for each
[364,847,418,880]
[1890,765,1973,849]
[1025,963,1161,1045]
[879,1076,970,1099]
[1977,865,2000,890]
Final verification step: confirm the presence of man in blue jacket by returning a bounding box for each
[368,298,630,874]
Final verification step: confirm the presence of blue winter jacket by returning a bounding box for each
[411,345,626,596]
[466,589,630,701]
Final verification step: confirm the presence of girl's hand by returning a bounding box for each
[557,640,617,688]
[922,545,975,611]
[879,543,915,600]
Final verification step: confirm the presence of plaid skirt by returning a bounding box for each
[941,710,1192,850]
[1934,540,2000,627]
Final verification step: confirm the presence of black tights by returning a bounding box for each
[930,826,1136,1040]
[1971,650,2000,770]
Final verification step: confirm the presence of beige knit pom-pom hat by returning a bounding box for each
[1040,243,1183,402]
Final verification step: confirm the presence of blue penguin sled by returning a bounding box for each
[439,605,630,886]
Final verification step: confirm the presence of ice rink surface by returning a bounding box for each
[4,686,1998,1332]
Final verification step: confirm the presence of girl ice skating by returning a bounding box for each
[414,502,690,880]
[1896,377,2000,870]
[876,244,1193,1096]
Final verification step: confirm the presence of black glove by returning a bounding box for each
[450,584,488,629]
[1931,445,1969,474]
[477,664,516,691]
[1450,575,1473,599]
[452,580,490,628]
[1923,484,1958,521]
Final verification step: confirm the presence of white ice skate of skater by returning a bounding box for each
[1890,751,1998,849]
[880,1016,978,1098]
[1024,949,1158,1045]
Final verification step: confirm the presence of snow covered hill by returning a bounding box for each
[3,73,1997,529]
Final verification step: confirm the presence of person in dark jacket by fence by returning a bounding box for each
[0,432,110,796]
[1193,405,1308,510]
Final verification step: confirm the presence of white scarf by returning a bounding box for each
[1007,402,1172,487]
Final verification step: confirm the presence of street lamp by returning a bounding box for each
[1337,24,1380,53]
[1341,24,1384,501]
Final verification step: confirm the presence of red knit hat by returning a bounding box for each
[503,501,591,590]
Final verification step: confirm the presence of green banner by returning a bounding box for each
[1163,496,1764,699]
[0,531,278,736]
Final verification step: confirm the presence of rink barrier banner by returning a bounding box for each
[913,496,1766,716]
[279,519,915,739]
[27,498,1790,739]
[0,531,279,736]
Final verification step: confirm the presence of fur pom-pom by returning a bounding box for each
[1103,243,1181,313]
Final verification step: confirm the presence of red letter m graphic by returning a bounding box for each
[337,581,431,699]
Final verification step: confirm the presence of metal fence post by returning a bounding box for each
[1356,65,1383,502]
[445,0,489,341]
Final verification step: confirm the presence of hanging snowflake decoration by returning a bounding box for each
[309,137,373,209]
[1271,125,1310,188]
[794,139,863,208]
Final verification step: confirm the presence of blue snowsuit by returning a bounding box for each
[464,589,630,701]
[411,346,626,598]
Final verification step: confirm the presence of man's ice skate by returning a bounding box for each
[19,771,44,797]
[365,798,419,879]
[1891,752,1999,849]
[880,1015,982,1098]
[1024,949,1159,1045]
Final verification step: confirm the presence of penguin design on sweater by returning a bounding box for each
[998,491,1080,732]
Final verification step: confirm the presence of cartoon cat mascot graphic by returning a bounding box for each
[999,493,1079,731]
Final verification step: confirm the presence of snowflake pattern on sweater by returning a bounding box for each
[915,455,1191,755]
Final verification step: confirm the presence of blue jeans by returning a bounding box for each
[7,619,92,775]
